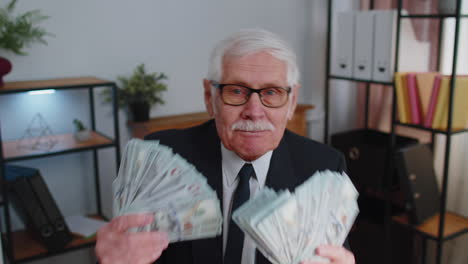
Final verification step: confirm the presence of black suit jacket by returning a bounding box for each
[145,120,348,264]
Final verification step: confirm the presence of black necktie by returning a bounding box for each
[224,163,254,264]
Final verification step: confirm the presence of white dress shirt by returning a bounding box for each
[221,144,272,264]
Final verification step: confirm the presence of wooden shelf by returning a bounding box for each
[393,212,468,240]
[0,76,120,263]
[9,215,107,262]
[128,104,315,139]
[401,14,468,19]
[0,77,114,94]
[328,75,394,86]
[128,112,212,136]
[395,121,468,135]
[2,132,114,161]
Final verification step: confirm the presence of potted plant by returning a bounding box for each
[102,64,168,122]
[0,0,51,86]
[73,119,90,142]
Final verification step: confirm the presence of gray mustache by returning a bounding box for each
[231,120,275,132]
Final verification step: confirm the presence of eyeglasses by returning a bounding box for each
[210,81,291,108]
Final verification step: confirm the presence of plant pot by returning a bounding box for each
[129,102,150,122]
[0,57,12,87]
[74,130,91,142]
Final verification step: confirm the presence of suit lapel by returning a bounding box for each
[190,121,224,264]
[264,132,300,191]
[190,124,301,264]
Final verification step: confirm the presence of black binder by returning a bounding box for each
[394,144,440,225]
[5,165,73,251]
[331,129,418,190]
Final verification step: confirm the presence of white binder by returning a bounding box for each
[331,12,355,78]
[372,10,397,82]
[353,11,374,80]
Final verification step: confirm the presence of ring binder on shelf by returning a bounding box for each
[394,144,440,225]
[372,10,397,82]
[332,12,355,78]
[353,11,374,80]
[5,165,73,252]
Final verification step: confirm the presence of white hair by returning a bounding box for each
[207,28,300,87]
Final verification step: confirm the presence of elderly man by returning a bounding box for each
[96,29,355,264]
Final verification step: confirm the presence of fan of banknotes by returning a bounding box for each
[233,170,359,264]
[112,138,223,242]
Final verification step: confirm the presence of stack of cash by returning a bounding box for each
[112,139,223,242]
[232,170,359,264]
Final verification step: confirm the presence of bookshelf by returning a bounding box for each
[127,104,314,139]
[324,1,468,264]
[393,212,468,241]
[0,77,121,263]
[3,132,114,161]
[395,121,468,135]
[8,215,106,263]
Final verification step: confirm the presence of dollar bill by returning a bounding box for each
[113,138,223,242]
[233,170,359,264]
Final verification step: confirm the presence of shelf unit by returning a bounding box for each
[0,77,121,263]
[324,1,468,264]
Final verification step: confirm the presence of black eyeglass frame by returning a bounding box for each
[210,80,292,108]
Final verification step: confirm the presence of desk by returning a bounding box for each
[129,104,314,139]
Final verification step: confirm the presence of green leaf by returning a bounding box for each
[0,0,52,55]
[100,64,168,110]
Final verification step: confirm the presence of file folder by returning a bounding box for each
[9,173,54,244]
[372,10,397,82]
[29,172,72,241]
[395,144,440,225]
[6,165,73,252]
[353,11,375,80]
[331,12,355,78]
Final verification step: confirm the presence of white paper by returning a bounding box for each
[65,215,108,237]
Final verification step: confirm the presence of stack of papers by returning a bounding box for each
[233,170,359,264]
[65,215,107,238]
[112,139,223,242]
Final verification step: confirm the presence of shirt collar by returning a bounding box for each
[221,143,272,187]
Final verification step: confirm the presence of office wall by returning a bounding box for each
[0,0,338,263]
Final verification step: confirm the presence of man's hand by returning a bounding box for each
[95,214,169,264]
[301,245,355,264]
